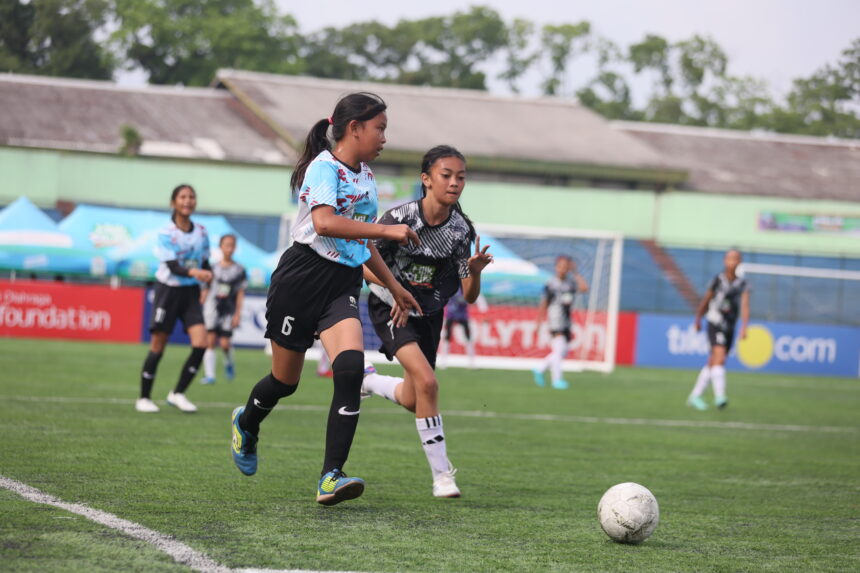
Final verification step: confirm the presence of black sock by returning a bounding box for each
[239,373,297,435]
[140,351,163,399]
[322,350,364,475]
[174,347,206,394]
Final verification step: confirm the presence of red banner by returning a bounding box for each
[445,305,638,365]
[0,280,144,342]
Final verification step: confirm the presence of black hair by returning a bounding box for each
[420,145,475,242]
[290,92,387,192]
[219,233,236,246]
[556,254,573,263]
[170,183,195,221]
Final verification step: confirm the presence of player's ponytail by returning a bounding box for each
[290,92,387,193]
[420,145,476,243]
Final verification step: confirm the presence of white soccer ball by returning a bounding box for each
[597,482,659,544]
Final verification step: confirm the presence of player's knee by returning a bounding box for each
[414,372,439,397]
[332,349,364,390]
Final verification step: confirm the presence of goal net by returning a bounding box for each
[413,224,625,373]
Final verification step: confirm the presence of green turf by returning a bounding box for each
[0,338,858,572]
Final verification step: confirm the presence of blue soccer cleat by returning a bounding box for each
[687,395,708,411]
[225,362,235,381]
[200,377,216,385]
[231,406,257,476]
[551,378,569,390]
[316,469,365,506]
[532,369,546,387]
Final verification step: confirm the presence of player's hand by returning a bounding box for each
[468,235,493,275]
[694,321,702,333]
[191,268,213,283]
[384,224,421,247]
[740,326,747,340]
[390,286,422,327]
[232,314,241,329]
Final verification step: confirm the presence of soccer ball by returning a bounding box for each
[597,482,659,544]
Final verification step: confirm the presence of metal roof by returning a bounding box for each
[615,121,860,201]
[0,73,293,164]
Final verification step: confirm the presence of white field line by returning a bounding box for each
[2,394,856,434]
[0,474,365,573]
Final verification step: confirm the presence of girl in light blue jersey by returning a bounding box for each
[136,184,213,414]
[230,92,422,506]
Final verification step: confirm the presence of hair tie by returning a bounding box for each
[327,116,333,125]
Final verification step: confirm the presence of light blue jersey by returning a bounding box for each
[292,150,378,267]
[154,220,211,286]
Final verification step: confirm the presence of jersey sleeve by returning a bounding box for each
[373,208,398,259]
[155,228,179,262]
[455,238,471,279]
[707,275,719,292]
[302,161,339,209]
[201,229,211,263]
[239,268,248,291]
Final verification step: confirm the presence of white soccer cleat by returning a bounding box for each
[166,391,197,413]
[360,361,376,400]
[432,466,461,498]
[135,398,160,413]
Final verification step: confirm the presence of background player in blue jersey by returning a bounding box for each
[230,92,422,506]
[136,184,213,414]
[532,255,589,389]
[688,249,750,410]
[200,234,247,385]
[360,145,493,498]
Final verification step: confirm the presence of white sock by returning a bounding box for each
[439,339,449,368]
[203,349,216,379]
[417,415,450,478]
[222,346,234,367]
[363,372,402,404]
[466,339,475,367]
[549,336,568,381]
[691,366,710,397]
[711,365,727,399]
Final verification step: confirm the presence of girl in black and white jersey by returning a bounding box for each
[361,145,493,498]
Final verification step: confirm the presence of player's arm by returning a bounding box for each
[535,291,549,326]
[461,235,493,303]
[364,242,422,326]
[311,205,419,246]
[739,289,750,339]
[574,273,589,293]
[199,286,209,304]
[693,289,714,332]
[233,284,246,329]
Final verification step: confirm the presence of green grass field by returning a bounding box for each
[1,338,858,572]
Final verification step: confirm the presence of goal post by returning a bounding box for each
[435,223,625,373]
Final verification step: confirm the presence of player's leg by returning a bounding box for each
[463,321,476,369]
[548,333,570,389]
[219,327,235,381]
[316,342,332,377]
[317,317,366,505]
[710,341,729,409]
[138,330,168,413]
[687,358,711,410]
[166,321,207,413]
[202,330,218,384]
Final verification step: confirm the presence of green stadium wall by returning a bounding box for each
[2,146,858,256]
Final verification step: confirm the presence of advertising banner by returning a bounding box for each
[635,313,860,377]
[0,280,143,342]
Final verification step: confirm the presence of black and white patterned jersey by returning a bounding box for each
[705,273,749,330]
[543,275,579,332]
[203,261,247,316]
[369,200,472,316]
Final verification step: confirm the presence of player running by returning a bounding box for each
[200,234,247,385]
[687,249,750,410]
[532,255,589,390]
[229,92,421,505]
[136,184,212,414]
[360,145,493,498]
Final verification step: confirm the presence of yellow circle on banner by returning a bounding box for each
[736,325,774,369]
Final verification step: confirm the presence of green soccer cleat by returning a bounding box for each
[715,396,729,410]
[316,469,365,506]
[551,378,569,390]
[687,395,708,411]
[532,369,546,387]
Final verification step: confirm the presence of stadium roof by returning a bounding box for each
[214,69,687,188]
[0,73,293,164]
[615,121,860,201]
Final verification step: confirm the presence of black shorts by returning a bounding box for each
[707,323,735,351]
[150,283,204,334]
[368,292,444,369]
[265,243,363,352]
[550,329,572,342]
[445,318,470,341]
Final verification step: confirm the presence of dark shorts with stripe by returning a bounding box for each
[150,283,204,333]
[265,243,362,352]
[368,292,444,369]
[707,323,736,351]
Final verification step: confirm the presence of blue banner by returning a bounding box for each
[635,313,860,378]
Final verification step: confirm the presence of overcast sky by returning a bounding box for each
[277,0,859,98]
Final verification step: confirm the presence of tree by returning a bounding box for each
[539,21,590,95]
[0,0,113,79]
[111,0,303,86]
[497,18,538,93]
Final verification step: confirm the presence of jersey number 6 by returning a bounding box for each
[281,315,295,337]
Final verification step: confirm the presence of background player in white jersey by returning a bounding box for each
[688,249,750,410]
[229,92,421,506]
[532,255,589,390]
[361,145,493,498]
[136,184,213,414]
[200,234,247,385]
